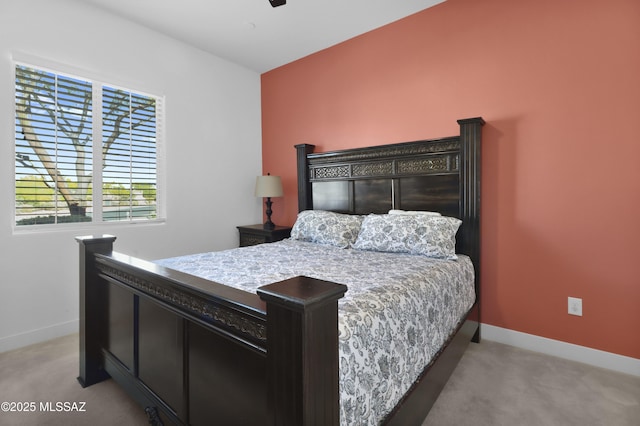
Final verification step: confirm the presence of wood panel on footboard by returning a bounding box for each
[77,235,346,425]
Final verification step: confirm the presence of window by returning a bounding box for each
[14,63,163,227]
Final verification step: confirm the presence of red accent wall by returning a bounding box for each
[261,0,640,359]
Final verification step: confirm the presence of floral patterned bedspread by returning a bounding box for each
[155,239,475,425]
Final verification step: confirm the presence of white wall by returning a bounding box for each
[0,0,263,351]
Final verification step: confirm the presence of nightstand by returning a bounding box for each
[237,224,292,247]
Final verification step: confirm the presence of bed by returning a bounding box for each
[76,117,484,425]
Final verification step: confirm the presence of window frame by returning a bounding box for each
[12,54,165,233]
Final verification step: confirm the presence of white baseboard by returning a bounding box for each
[481,324,640,377]
[0,320,78,354]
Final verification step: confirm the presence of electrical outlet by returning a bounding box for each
[568,297,582,316]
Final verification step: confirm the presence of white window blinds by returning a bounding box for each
[14,63,163,227]
[102,87,158,222]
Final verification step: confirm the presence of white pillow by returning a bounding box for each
[388,209,441,216]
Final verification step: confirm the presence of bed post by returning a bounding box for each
[457,117,484,342]
[257,276,347,426]
[75,234,117,387]
[295,143,315,212]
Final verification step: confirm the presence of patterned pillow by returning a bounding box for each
[290,210,363,248]
[353,214,462,260]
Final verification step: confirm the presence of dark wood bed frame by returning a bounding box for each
[77,117,484,425]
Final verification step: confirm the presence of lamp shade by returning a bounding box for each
[255,175,283,198]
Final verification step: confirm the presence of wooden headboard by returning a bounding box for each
[295,116,484,304]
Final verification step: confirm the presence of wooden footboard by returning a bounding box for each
[77,235,346,425]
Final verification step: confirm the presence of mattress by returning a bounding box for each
[156,238,475,425]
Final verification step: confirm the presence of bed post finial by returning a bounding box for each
[295,144,315,212]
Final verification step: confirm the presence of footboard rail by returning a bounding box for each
[77,235,346,425]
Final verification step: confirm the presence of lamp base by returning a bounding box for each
[263,221,276,230]
[264,197,276,230]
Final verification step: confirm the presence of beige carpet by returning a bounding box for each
[1,334,638,425]
[0,334,147,426]
[423,341,640,426]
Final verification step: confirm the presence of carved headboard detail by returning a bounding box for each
[295,116,484,304]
